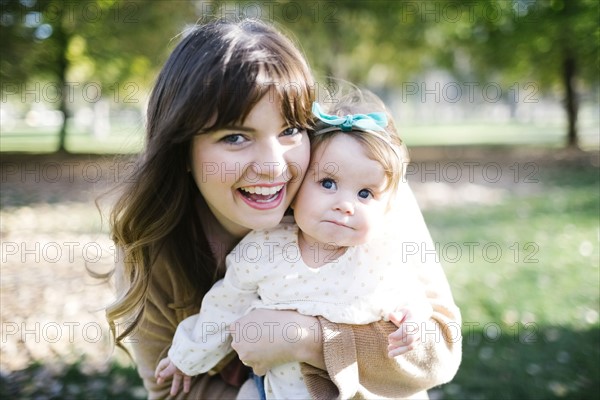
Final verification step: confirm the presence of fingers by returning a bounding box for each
[171,373,182,397]
[387,321,423,358]
[155,358,170,383]
[389,319,421,340]
[389,324,421,344]
[388,333,420,348]
[155,358,192,394]
[156,364,176,381]
[388,311,405,327]
[387,334,422,357]
[388,344,414,358]
[183,375,192,394]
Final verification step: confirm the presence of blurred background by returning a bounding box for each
[1,0,598,399]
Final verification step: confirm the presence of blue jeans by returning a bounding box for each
[250,370,267,400]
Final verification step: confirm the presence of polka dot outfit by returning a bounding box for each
[168,221,426,398]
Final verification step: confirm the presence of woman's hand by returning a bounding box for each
[229,309,325,375]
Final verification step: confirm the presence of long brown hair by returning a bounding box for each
[107,19,315,350]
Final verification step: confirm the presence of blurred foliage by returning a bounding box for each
[447,0,600,88]
[0,359,146,399]
[0,0,194,88]
[1,0,197,150]
[1,0,598,146]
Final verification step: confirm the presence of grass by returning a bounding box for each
[426,164,600,399]
[401,120,599,150]
[0,124,144,154]
[446,326,599,399]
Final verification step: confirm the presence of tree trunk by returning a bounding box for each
[563,54,578,148]
[55,6,69,153]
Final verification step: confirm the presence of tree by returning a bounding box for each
[1,0,194,152]
[435,0,599,147]
[280,0,599,147]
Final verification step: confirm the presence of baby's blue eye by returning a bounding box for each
[321,178,336,190]
[358,189,372,199]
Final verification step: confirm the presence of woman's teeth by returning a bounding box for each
[239,185,284,196]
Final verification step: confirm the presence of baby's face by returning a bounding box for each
[292,134,391,247]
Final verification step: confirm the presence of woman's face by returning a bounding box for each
[190,94,310,237]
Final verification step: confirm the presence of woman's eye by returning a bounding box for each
[320,178,336,190]
[358,189,373,199]
[221,134,245,145]
[281,127,300,136]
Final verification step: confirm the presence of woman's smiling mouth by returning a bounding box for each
[238,184,286,207]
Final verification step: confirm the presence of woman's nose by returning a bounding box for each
[250,140,286,180]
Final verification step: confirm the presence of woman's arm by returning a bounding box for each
[303,293,462,399]
[233,299,460,399]
[230,310,325,375]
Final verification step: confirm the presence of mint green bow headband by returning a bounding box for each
[312,102,388,133]
[311,102,403,161]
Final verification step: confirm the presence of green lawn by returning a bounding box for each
[401,122,599,149]
[426,164,600,399]
[0,124,144,154]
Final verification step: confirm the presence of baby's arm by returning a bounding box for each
[164,256,261,379]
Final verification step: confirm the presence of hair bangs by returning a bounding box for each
[268,63,314,131]
[196,42,313,133]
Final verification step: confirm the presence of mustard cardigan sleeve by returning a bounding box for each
[124,258,240,399]
[302,296,461,399]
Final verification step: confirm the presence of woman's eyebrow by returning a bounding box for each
[219,125,255,132]
[219,123,290,132]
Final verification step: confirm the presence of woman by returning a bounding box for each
[108,19,461,399]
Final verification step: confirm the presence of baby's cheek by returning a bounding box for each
[363,215,384,241]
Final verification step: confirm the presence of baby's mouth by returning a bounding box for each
[239,184,284,203]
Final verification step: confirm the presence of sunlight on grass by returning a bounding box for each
[0,125,144,154]
[426,170,599,329]
[424,165,599,399]
[402,122,599,150]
